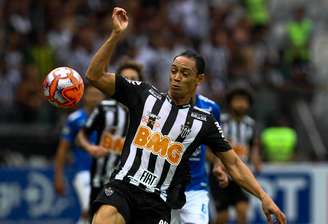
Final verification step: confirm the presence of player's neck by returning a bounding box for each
[168,92,192,106]
[230,112,245,121]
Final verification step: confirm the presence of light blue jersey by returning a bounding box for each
[186,94,221,191]
[61,109,97,172]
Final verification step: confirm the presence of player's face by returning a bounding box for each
[169,56,204,103]
[83,86,105,110]
[230,95,250,116]
[121,68,140,81]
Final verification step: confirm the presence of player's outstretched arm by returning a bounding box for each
[86,7,128,96]
[218,150,286,224]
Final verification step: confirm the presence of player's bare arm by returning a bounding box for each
[54,139,70,195]
[86,7,128,96]
[76,129,109,158]
[218,150,286,224]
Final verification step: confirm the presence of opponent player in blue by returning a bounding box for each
[171,94,221,224]
[54,86,104,224]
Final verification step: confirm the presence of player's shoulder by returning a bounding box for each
[196,94,220,110]
[100,99,117,106]
[147,85,165,100]
[67,109,85,122]
[243,115,255,125]
[191,105,213,122]
[99,99,118,109]
[220,113,230,122]
[197,94,217,105]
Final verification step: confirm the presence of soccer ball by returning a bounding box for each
[42,67,84,108]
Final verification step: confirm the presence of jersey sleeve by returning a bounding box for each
[61,116,79,144]
[84,105,105,136]
[202,115,231,154]
[211,103,221,123]
[112,74,150,109]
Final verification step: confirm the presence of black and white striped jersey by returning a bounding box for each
[111,75,231,208]
[84,100,129,188]
[220,113,256,161]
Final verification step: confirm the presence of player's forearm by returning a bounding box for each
[54,141,69,177]
[226,156,266,200]
[77,130,92,153]
[86,32,121,82]
[54,150,66,177]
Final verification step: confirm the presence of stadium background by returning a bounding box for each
[1,0,328,223]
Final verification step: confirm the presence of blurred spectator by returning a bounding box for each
[0,60,21,121]
[4,31,24,72]
[26,31,56,80]
[200,29,229,100]
[15,64,43,123]
[243,0,269,37]
[285,6,313,65]
[68,25,97,75]
[4,0,32,35]
[261,115,297,162]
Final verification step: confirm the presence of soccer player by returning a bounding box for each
[171,94,221,224]
[86,7,286,224]
[54,85,104,224]
[76,60,143,211]
[210,85,262,224]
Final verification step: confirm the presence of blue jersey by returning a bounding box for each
[186,94,221,191]
[61,109,97,172]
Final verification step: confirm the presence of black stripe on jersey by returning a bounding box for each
[122,110,129,137]
[113,103,119,127]
[236,121,241,143]
[146,99,167,172]
[155,108,194,189]
[124,97,165,181]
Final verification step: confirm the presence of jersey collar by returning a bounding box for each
[166,94,192,109]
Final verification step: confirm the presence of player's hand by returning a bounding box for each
[212,163,229,188]
[112,7,128,34]
[87,145,110,158]
[54,176,65,195]
[261,194,286,224]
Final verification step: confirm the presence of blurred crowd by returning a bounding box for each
[1,0,327,162]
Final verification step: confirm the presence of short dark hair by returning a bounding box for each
[174,50,205,74]
[226,85,253,106]
[116,60,144,81]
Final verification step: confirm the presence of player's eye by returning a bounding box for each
[171,67,178,73]
[182,70,191,77]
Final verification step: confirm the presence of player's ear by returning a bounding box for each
[196,73,204,84]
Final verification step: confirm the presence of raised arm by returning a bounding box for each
[86,7,128,96]
[217,150,286,224]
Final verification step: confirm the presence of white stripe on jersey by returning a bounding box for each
[93,157,105,187]
[132,98,173,188]
[105,109,114,131]
[160,119,203,195]
[116,95,157,180]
